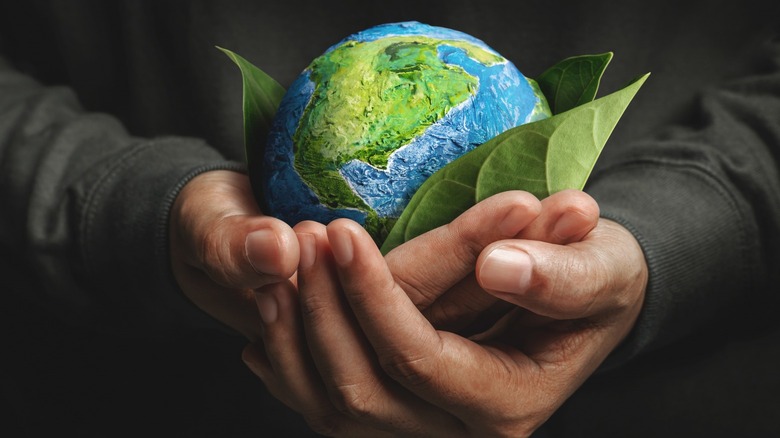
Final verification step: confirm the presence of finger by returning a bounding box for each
[172,262,263,340]
[388,190,597,310]
[200,215,300,289]
[422,274,515,336]
[476,219,648,320]
[242,341,298,409]
[253,280,403,438]
[518,189,599,244]
[386,190,541,309]
[296,221,463,437]
[250,279,357,436]
[327,220,541,424]
[328,219,443,363]
[420,190,598,331]
[173,171,300,289]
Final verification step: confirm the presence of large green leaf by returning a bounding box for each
[537,52,613,114]
[218,47,286,207]
[380,73,649,254]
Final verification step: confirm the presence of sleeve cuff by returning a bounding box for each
[586,159,761,369]
[81,136,247,336]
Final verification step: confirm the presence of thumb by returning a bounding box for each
[170,170,300,290]
[475,220,647,320]
[196,215,300,289]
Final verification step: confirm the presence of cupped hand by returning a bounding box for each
[386,189,600,335]
[168,170,299,340]
[243,207,647,436]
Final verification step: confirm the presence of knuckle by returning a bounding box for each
[329,382,378,420]
[534,251,595,316]
[345,273,397,311]
[560,188,598,209]
[445,219,486,261]
[559,249,629,317]
[380,351,436,388]
[199,218,235,282]
[297,293,334,327]
[567,254,603,315]
[387,250,462,311]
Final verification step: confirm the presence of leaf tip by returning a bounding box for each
[601,52,614,69]
[631,72,652,87]
[216,46,245,68]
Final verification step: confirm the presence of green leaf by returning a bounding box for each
[403,179,476,241]
[536,52,613,114]
[218,46,286,206]
[380,72,649,254]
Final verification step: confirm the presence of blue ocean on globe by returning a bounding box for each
[262,21,551,240]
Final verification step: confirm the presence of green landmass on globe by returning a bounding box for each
[220,21,649,249]
[293,32,535,239]
[261,22,551,242]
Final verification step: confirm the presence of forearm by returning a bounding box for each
[589,37,780,366]
[0,55,241,335]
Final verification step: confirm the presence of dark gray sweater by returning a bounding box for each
[1,0,778,436]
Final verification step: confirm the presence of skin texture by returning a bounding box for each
[169,170,647,436]
[169,170,300,340]
[245,217,646,437]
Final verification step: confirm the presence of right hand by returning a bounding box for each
[168,170,300,340]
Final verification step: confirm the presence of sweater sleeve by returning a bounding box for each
[590,35,780,368]
[0,55,242,336]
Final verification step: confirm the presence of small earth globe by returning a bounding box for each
[262,21,551,242]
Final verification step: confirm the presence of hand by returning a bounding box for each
[386,189,600,336]
[168,170,299,340]
[243,195,647,436]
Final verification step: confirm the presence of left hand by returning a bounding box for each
[385,189,600,335]
[169,170,299,340]
[243,212,647,436]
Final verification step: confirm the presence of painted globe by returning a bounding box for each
[262,21,551,241]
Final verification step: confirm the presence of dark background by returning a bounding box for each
[2,0,779,436]
[5,250,780,437]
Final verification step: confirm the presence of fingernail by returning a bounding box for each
[255,291,278,325]
[480,246,532,294]
[329,227,354,266]
[246,229,279,275]
[553,211,584,241]
[297,232,316,269]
